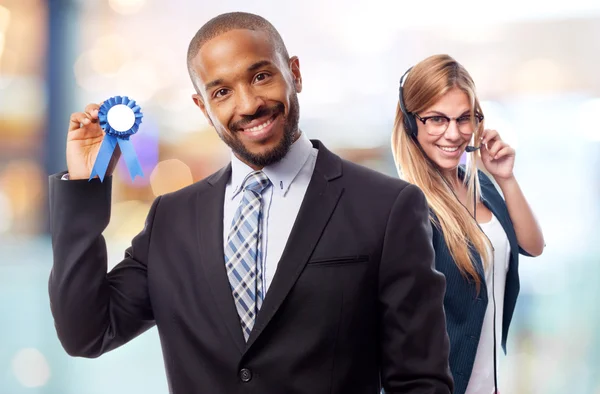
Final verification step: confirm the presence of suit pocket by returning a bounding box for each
[307,255,370,267]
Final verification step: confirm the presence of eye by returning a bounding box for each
[214,88,230,99]
[428,116,446,125]
[254,72,270,83]
[457,115,472,125]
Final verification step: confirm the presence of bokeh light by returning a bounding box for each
[150,159,194,197]
[108,0,146,15]
[11,348,51,388]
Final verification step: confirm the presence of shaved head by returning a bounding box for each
[187,12,290,93]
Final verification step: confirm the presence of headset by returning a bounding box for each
[399,66,499,393]
[399,67,481,152]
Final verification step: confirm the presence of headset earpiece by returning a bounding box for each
[398,67,418,139]
[404,112,418,139]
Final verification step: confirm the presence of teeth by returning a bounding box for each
[438,145,459,152]
[246,117,273,132]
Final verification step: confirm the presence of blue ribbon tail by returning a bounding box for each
[117,139,144,181]
[89,136,118,182]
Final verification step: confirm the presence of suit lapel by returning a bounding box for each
[196,163,246,354]
[245,141,344,351]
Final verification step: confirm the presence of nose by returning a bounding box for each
[443,119,462,141]
[236,85,266,116]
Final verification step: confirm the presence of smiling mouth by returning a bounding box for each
[240,114,278,133]
[436,145,460,153]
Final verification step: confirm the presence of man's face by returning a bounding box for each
[191,29,302,169]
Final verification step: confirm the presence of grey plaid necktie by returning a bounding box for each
[225,170,271,341]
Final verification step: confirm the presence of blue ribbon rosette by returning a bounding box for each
[90,96,144,182]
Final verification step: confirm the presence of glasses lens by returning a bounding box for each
[425,116,449,135]
[457,115,480,134]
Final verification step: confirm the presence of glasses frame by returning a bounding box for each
[413,112,484,135]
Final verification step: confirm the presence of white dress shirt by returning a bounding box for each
[223,131,318,296]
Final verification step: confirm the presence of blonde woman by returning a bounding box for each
[391,54,544,394]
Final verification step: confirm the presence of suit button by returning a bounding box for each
[239,368,252,382]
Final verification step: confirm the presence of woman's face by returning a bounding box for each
[415,87,476,172]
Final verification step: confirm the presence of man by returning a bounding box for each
[48,12,453,393]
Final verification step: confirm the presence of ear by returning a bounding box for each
[192,93,214,127]
[289,56,302,93]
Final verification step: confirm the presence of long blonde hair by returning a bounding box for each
[391,54,490,290]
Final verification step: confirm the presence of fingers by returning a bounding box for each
[68,103,103,132]
[484,140,514,160]
[84,103,101,121]
[481,129,499,146]
[492,145,514,160]
[486,139,505,158]
[69,112,92,132]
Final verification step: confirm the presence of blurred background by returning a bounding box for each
[1,0,599,392]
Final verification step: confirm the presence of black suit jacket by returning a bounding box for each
[48,140,453,394]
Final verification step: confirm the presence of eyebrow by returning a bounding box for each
[423,109,471,117]
[203,61,275,92]
[248,60,273,72]
[204,78,224,92]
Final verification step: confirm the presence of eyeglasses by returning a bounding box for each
[413,113,484,136]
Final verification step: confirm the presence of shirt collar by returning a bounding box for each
[230,131,313,199]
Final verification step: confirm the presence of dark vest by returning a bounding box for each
[432,168,532,394]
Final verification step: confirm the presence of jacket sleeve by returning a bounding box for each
[48,172,159,358]
[378,183,454,393]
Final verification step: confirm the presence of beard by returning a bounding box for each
[219,92,300,168]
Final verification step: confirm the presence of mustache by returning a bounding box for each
[229,103,284,131]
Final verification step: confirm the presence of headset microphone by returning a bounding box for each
[465,145,481,153]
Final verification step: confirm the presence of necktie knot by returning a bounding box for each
[242,171,271,195]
